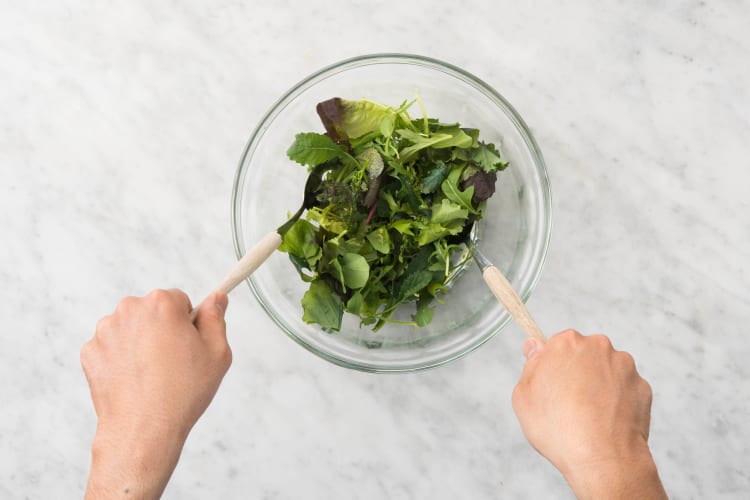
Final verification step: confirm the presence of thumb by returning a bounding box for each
[523,337,545,360]
[195,291,229,341]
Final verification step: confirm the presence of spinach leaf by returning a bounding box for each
[366,226,391,254]
[287,132,354,167]
[278,219,321,265]
[340,253,370,289]
[301,279,344,331]
[421,160,451,194]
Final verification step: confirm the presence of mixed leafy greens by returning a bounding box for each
[280,97,508,331]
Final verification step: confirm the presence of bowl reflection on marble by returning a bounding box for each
[231,54,551,372]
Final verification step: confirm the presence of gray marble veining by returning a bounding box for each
[1,1,748,498]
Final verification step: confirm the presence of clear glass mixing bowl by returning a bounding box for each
[232,54,551,372]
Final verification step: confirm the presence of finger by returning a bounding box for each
[552,328,582,342]
[523,337,545,360]
[114,295,139,316]
[195,291,229,342]
[145,288,193,315]
[165,288,193,313]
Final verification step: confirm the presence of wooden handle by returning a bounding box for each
[189,231,282,322]
[482,265,546,341]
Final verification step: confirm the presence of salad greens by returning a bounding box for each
[280,97,508,331]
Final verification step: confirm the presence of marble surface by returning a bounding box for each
[2,1,749,498]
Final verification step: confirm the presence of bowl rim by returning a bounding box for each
[231,53,552,373]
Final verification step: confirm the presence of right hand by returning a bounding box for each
[511,329,667,499]
[81,289,232,499]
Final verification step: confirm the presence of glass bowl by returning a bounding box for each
[231,54,551,372]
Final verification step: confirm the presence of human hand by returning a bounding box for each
[81,289,231,499]
[512,329,667,499]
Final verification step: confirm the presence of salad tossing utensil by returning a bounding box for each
[448,222,545,341]
[468,241,546,341]
[189,164,328,321]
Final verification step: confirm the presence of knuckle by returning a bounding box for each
[617,350,636,367]
[591,334,613,349]
[115,295,139,315]
[168,288,190,304]
[209,340,232,371]
[554,328,582,347]
[80,339,97,368]
[559,328,580,340]
[148,288,172,304]
[640,378,653,401]
[548,329,581,354]
[149,288,191,314]
[221,344,233,369]
[95,315,112,334]
[511,382,526,409]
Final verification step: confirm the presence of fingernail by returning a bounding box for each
[523,338,543,359]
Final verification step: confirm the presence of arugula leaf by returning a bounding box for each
[397,125,473,162]
[416,220,464,246]
[441,168,478,214]
[397,130,452,162]
[390,218,415,236]
[429,125,474,149]
[301,279,344,331]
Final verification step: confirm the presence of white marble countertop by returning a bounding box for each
[2,1,749,498]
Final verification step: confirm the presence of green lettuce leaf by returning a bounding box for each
[317,98,410,141]
[472,141,509,173]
